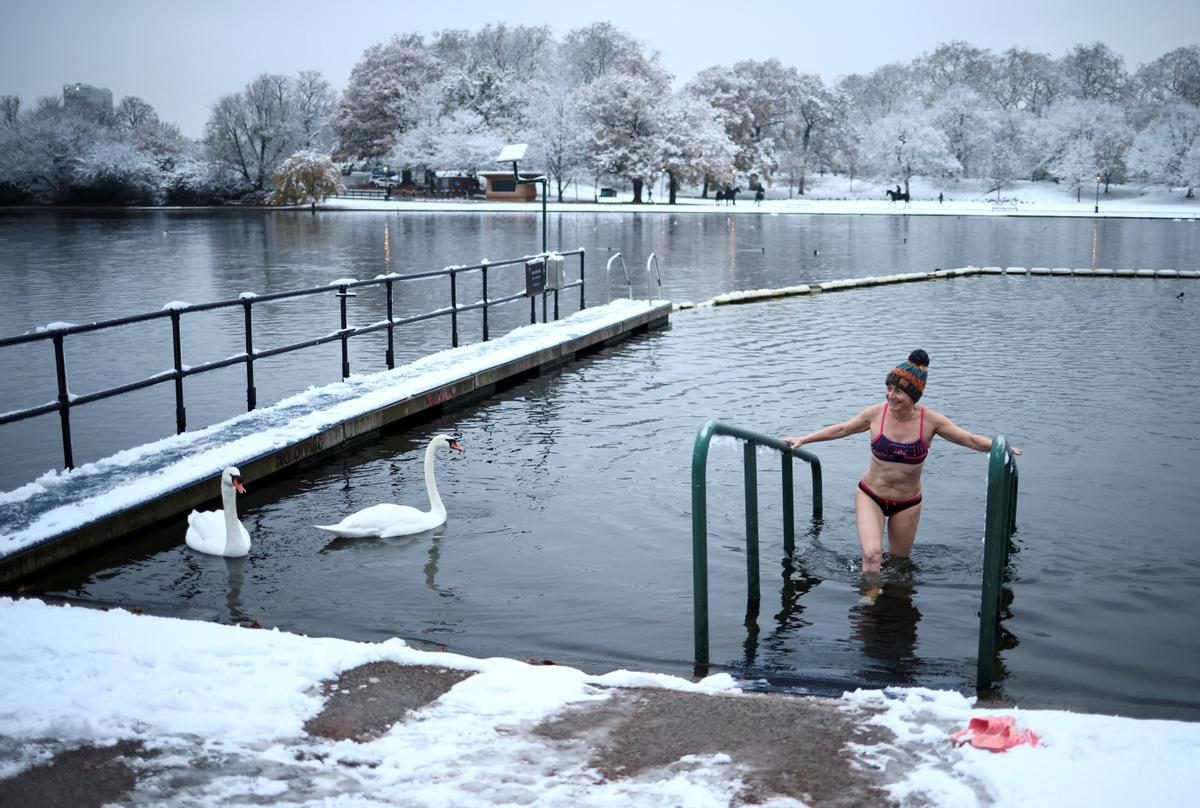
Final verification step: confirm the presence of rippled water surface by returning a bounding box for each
[20,276,1200,720]
[2,209,1198,488]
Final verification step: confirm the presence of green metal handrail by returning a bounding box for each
[691,419,823,671]
[977,436,1019,689]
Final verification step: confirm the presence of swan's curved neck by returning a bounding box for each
[424,443,445,517]
[221,482,241,553]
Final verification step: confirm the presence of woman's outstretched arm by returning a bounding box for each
[930,411,1023,455]
[784,405,875,449]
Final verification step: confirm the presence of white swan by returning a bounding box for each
[185,467,251,557]
[315,434,464,538]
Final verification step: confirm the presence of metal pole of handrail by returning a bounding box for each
[170,312,186,434]
[481,263,490,342]
[243,299,256,411]
[606,253,632,299]
[978,436,1018,689]
[744,441,760,615]
[782,453,795,555]
[385,280,395,369]
[579,250,586,310]
[337,285,353,379]
[450,271,459,348]
[647,253,664,299]
[53,333,73,469]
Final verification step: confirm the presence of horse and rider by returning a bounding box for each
[886,184,911,205]
[715,185,741,205]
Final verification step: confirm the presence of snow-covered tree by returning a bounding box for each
[1031,99,1132,187]
[914,41,993,100]
[269,149,342,207]
[987,48,1063,116]
[987,141,1019,200]
[205,71,331,195]
[435,23,555,132]
[115,96,157,131]
[864,107,960,193]
[686,61,790,182]
[1182,138,1200,194]
[332,34,443,160]
[930,87,995,177]
[1134,46,1200,107]
[560,22,648,85]
[130,118,188,171]
[0,95,18,127]
[389,108,505,179]
[292,71,337,151]
[576,63,673,202]
[0,109,98,202]
[1062,42,1128,103]
[1127,101,1200,193]
[781,73,848,194]
[73,140,163,204]
[657,91,736,203]
[837,63,918,123]
[1050,137,1099,201]
[528,85,589,201]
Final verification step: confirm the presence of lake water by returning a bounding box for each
[16,274,1200,721]
[1,209,1197,490]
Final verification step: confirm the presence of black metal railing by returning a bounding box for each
[0,249,585,470]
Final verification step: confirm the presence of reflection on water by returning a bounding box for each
[849,569,923,688]
[2,210,1199,490]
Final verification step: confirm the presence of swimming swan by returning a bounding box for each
[185,466,251,557]
[315,434,464,538]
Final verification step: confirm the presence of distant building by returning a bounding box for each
[63,83,113,116]
[480,171,540,201]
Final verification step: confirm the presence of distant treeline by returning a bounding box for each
[2,24,1198,205]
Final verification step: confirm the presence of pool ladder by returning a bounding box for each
[689,420,1019,689]
[690,420,823,673]
[606,252,664,299]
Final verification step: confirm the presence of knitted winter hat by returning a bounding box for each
[886,350,929,402]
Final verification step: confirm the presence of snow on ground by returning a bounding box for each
[0,597,1194,806]
[321,177,1200,220]
[0,299,662,557]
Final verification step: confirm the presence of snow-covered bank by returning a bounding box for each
[0,597,1193,806]
[319,178,1200,220]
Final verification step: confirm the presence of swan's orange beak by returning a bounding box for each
[233,478,246,494]
[448,439,464,452]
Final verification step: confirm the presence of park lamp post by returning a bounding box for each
[1094,175,1101,214]
[496,143,548,256]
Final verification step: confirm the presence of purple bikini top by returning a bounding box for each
[870,403,929,465]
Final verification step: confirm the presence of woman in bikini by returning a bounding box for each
[783,350,1021,575]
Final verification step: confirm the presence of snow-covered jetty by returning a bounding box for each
[0,300,670,585]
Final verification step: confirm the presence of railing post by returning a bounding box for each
[450,271,459,348]
[782,453,795,556]
[978,436,1017,690]
[691,420,716,673]
[52,333,74,469]
[170,311,186,434]
[579,250,586,310]
[481,262,490,342]
[337,285,352,379]
[744,441,760,614]
[385,279,395,369]
[242,298,256,411]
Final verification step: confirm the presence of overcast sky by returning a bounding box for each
[4,0,1198,138]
